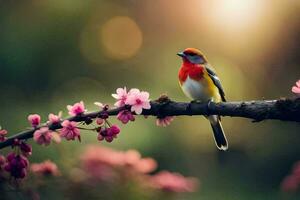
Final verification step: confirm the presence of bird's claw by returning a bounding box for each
[187,100,196,112]
[207,99,213,112]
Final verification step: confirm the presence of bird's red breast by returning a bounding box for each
[178,60,205,84]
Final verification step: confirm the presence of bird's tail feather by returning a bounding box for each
[209,115,228,151]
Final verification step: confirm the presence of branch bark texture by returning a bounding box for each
[0,98,299,149]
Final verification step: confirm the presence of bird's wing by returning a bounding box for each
[206,67,226,102]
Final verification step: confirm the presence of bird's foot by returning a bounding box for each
[207,99,214,112]
[187,100,202,112]
[187,100,197,112]
[190,100,199,104]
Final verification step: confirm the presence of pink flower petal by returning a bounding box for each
[156,116,175,127]
[114,100,124,107]
[116,87,127,96]
[131,105,143,115]
[140,91,150,101]
[128,88,140,95]
[292,86,300,94]
[125,95,137,105]
[48,113,61,124]
[28,114,41,127]
[31,160,60,176]
[60,120,80,141]
[33,127,52,145]
[296,80,300,88]
[67,101,85,116]
[112,87,128,107]
[142,101,151,109]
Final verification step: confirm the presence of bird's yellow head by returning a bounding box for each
[177,48,208,64]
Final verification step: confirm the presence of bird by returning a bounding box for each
[177,48,228,150]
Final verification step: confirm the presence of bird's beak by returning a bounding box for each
[177,52,185,57]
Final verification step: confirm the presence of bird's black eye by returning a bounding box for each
[187,52,196,56]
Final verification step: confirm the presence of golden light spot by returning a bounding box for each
[209,0,264,32]
[100,16,143,60]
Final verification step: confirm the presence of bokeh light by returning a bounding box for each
[209,0,264,32]
[100,16,143,60]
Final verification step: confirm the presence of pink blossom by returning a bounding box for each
[96,118,104,125]
[125,89,151,114]
[124,150,141,165]
[97,125,120,143]
[80,145,157,181]
[97,133,105,141]
[0,129,8,142]
[80,146,124,180]
[33,127,52,145]
[133,158,157,174]
[12,138,21,147]
[67,101,85,116]
[60,120,81,141]
[292,80,300,96]
[11,139,32,157]
[108,125,120,135]
[117,110,135,124]
[281,175,299,192]
[97,128,109,142]
[292,161,300,178]
[123,150,157,173]
[0,155,6,173]
[112,87,128,107]
[0,155,5,172]
[20,142,32,156]
[150,171,198,193]
[280,161,300,192]
[31,160,60,176]
[4,152,29,179]
[81,146,125,167]
[28,114,41,127]
[156,116,175,127]
[0,155,5,166]
[48,112,62,124]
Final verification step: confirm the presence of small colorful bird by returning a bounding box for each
[177,48,228,150]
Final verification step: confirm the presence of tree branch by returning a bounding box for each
[0,98,299,149]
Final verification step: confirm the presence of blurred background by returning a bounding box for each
[0,0,300,199]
